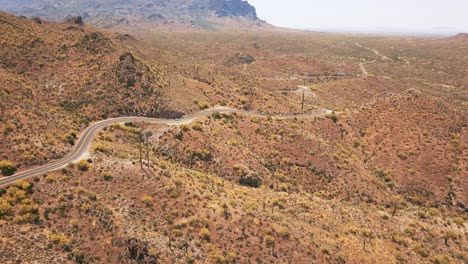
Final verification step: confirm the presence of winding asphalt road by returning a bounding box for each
[0,107,332,187]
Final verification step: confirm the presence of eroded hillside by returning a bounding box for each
[0,12,175,167]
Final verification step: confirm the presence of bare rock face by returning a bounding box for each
[209,0,258,19]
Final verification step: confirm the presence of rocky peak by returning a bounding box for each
[209,0,258,19]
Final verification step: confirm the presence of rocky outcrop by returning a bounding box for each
[226,53,255,65]
[30,16,41,24]
[239,172,262,188]
[65,16,84,25]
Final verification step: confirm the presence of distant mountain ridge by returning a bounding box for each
[0,0,264,29]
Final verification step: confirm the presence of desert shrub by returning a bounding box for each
[432,255,451,264]
[0,198,12,217]
[15,198,40,224]
[50,233,71,250]
[86,191,97,201]
[452,217,464,226]
[3,124,13,135]
[226,252,237,263]
[18,202,39,215]
[0,160,16,176]
[413,244,429,257]
[14,212,40,224]
[141,195,153,207]
[7,187,27,202]
[326,112,338,123]
[404,226,416,236]
[321,246,331,255]
[444,230,458,244]
[397,150,408,160]
[392,235,410,247]
[70,219,79,228]
[77,160,90,171]
[211,250,237,264]
[148,248,158,258]
[428,208,440,217]
[80,118,91,126]
[264,235,275,248]
[212,112,222,119]
[103,171,113,181]
[94,144,110,153]
[14,181,32,191]
[199,228,211,241]
[279,226,290,239]
[212,252,226,264]
[353,138,361,147]
[192,148,212,161]
[279,183,289,192]
[45,175,56,183]
[62,131,78,145]
[191,122,203,131]
[417,209,428,219]
[197,101,210,110]
[166,183,181,198]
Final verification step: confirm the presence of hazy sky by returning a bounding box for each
[248,0,468,33]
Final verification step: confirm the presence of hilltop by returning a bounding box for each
[448,33,468,43]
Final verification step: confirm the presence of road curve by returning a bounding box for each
[0,107,332,187]
[355,43,390,61]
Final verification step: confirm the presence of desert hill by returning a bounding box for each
[0,11,178,168]
[450,33,468,41]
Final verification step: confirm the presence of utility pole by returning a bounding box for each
[301,90,305,112]
[136,132,144,169]
[144,131,153,169]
